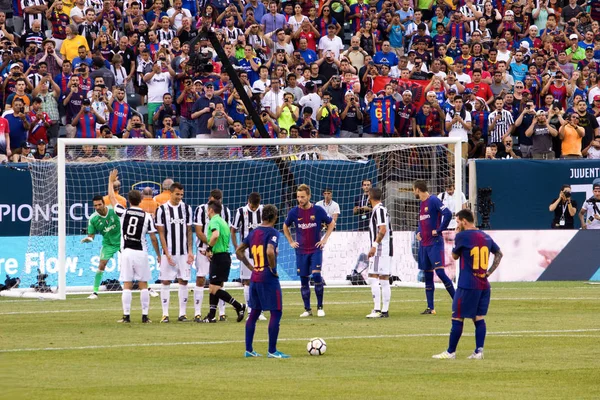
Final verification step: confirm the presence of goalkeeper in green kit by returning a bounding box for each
[82,195,122,299]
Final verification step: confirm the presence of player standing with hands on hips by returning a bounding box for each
[414,180,454,315]
[236,205,290,359]
[433,209,503,359]
[366,187,393,318]
[283,184,335,317]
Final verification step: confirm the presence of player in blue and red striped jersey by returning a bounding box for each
[447,12,469,43]
[156,115,180,159]
[71,99,105,138]
[433,209,502,360]
[370,95,396,136]
[414,179,454,315]
[107,87,132,135]
[283,184,335,318]
[236,204,290,359]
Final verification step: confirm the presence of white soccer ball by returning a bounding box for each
[307,337,327,356]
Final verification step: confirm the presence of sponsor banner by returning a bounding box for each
[475,159,600,229]
[2,230,597,290]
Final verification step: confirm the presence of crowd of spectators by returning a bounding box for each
[0,0,600,163]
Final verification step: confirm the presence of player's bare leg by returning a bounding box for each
[366,273,381,318]
[160,279,172,323]
[193,276,206,322]
[88,259,108,299]
[177,278,190,322]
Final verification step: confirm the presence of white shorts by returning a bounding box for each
[195,250,210,277]
[119,248,151,282]
[159,254,191,281]
[368,256,391,276]
[239,248,254,280]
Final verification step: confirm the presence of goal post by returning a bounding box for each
[2,137,463,299]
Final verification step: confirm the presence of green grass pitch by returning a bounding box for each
[2,282,600,400]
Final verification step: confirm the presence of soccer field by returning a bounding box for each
[2,282,599,400]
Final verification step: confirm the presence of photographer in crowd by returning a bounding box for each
[549,185,577,229]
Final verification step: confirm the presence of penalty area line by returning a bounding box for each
[1,328,600,353]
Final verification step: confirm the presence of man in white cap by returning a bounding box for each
[566,34,586,65]
[521,25,541,49]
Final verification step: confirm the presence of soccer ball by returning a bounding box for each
[307,337,327,356]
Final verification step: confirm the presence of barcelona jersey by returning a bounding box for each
[418,195,451,247]
[243,226,280,284]
[370,96,396,135]
[284,204,332,255]
[452,229,500,290]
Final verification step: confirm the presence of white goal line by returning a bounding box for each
[2,328,599,354]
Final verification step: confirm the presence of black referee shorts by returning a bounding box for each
[209,253,231,287]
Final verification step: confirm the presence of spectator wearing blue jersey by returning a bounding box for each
[509,51,527,83]
[373,41,399,66]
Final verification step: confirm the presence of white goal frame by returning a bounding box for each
[5,137,463,300]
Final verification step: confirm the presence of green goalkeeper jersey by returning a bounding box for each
[87,206,121,248]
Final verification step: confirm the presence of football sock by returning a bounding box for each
[425,270,434,309]
[193,286,204,316]
[435,268,455,299]
[245,308,261,352]
[178,284,188,317]
[215,289,242,310]
[475,319,486,351]
[207,293,218,320]
[218,299,226,316]
[93,271,104,293]
[122,289,132,315]
[300,276,311,310]
[160,284,170,316]
[369,278,381,311]
[448,319,464,353]
[244,285,251,314]
[268,310,282,353]
[313,273,324,308]
[380,279,391,313]
[140,288,149,315]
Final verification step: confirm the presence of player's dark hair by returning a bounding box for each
[92,195,104,203]
[262,204,278,223]
[210,188,223,200]
[561,184,571,191]
[128,190,142,206]
[413,180,428,192]
[323,188,332,193]
[248,192,260,206]
[362,179,371,185]
[171,182,184,192]
[369,187,382,201]
[207,200,222,214]
[456,209,475,223]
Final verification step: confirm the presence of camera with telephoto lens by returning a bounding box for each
[564,191,571,198]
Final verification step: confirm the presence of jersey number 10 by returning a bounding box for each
[470,246,489,276]
[251,245,265,272]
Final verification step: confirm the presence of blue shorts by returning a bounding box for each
[452,288,490,319]
[249,280,282,311]
[296,252,322,277]
[418,242,444,271]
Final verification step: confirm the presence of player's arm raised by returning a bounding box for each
[107,169,119,208]
[235,242,253,271]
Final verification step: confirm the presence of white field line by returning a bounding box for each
[3,296,600,316]
[1,329,599,354]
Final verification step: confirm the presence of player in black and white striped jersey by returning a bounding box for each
[231,192,266,321]
[488,97,514,144]
[366,187,394,319]
[107,170,160,324]
[458,0,483,38]
[155,182,194,324]
[193,189,232,322]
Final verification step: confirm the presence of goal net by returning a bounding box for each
[4,138,463,299]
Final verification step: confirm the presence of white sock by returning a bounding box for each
[122,289,132,315]
[380,279,391,313]
[140,289,150,315]
[370,278,381,311]
[244,285,250,313]
[160,284,170,316]
[218,299,226,316]
[193,286,204,316]
[178,284,188,317]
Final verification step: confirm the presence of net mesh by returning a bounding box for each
[21,140,459,295]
